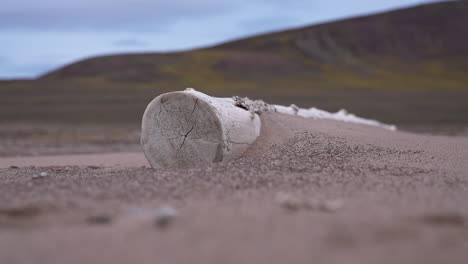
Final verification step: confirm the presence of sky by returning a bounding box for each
[0,0,434,79]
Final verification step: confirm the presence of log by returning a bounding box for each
[141,88,261,168]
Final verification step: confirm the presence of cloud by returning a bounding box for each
[113,38,150,47]
[1,0,434,32]
[0,0,238,31]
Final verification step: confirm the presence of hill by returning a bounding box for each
[1,1,468,127]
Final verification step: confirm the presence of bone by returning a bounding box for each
[141,88,261,169]
[141,88,396,169]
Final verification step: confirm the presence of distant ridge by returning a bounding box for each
[40,0,468,92]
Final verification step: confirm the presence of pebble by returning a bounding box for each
[9,165,19,169]
[120,206,179,228]
[32,172,49,179]
[64,166,72,171]
[275,192,303,211]
[305,198,344,212]
[155,205,178,227]
[86,215,112,225]
[421,212,465,226]
[276,192,344,213]
[272,160,282,167]
[319,199,344,212]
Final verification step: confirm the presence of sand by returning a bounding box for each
[0,152,147,168]
[1,113,467,264]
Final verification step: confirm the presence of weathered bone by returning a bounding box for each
[142,88,396,169]
[141,88,261,169]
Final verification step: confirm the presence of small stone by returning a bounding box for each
[9,165,19,169]
[275,193,344,213]
[320,199,344,212]
[64,166,72,171]
[32,174,41,179]
[421,213,465,226]
[275,192,303,211]
[39,172,49,177]
[87,166,100,169]
[86,215,112,225]
[155,206,178,228]
[272,160,282,167]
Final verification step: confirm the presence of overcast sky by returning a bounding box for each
[1,0,433,79]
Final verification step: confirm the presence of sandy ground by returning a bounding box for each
[1,113,468,264]
[0,123,141,157]
[0,152,147,168]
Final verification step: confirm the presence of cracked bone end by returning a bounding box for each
[141,90,261,169]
